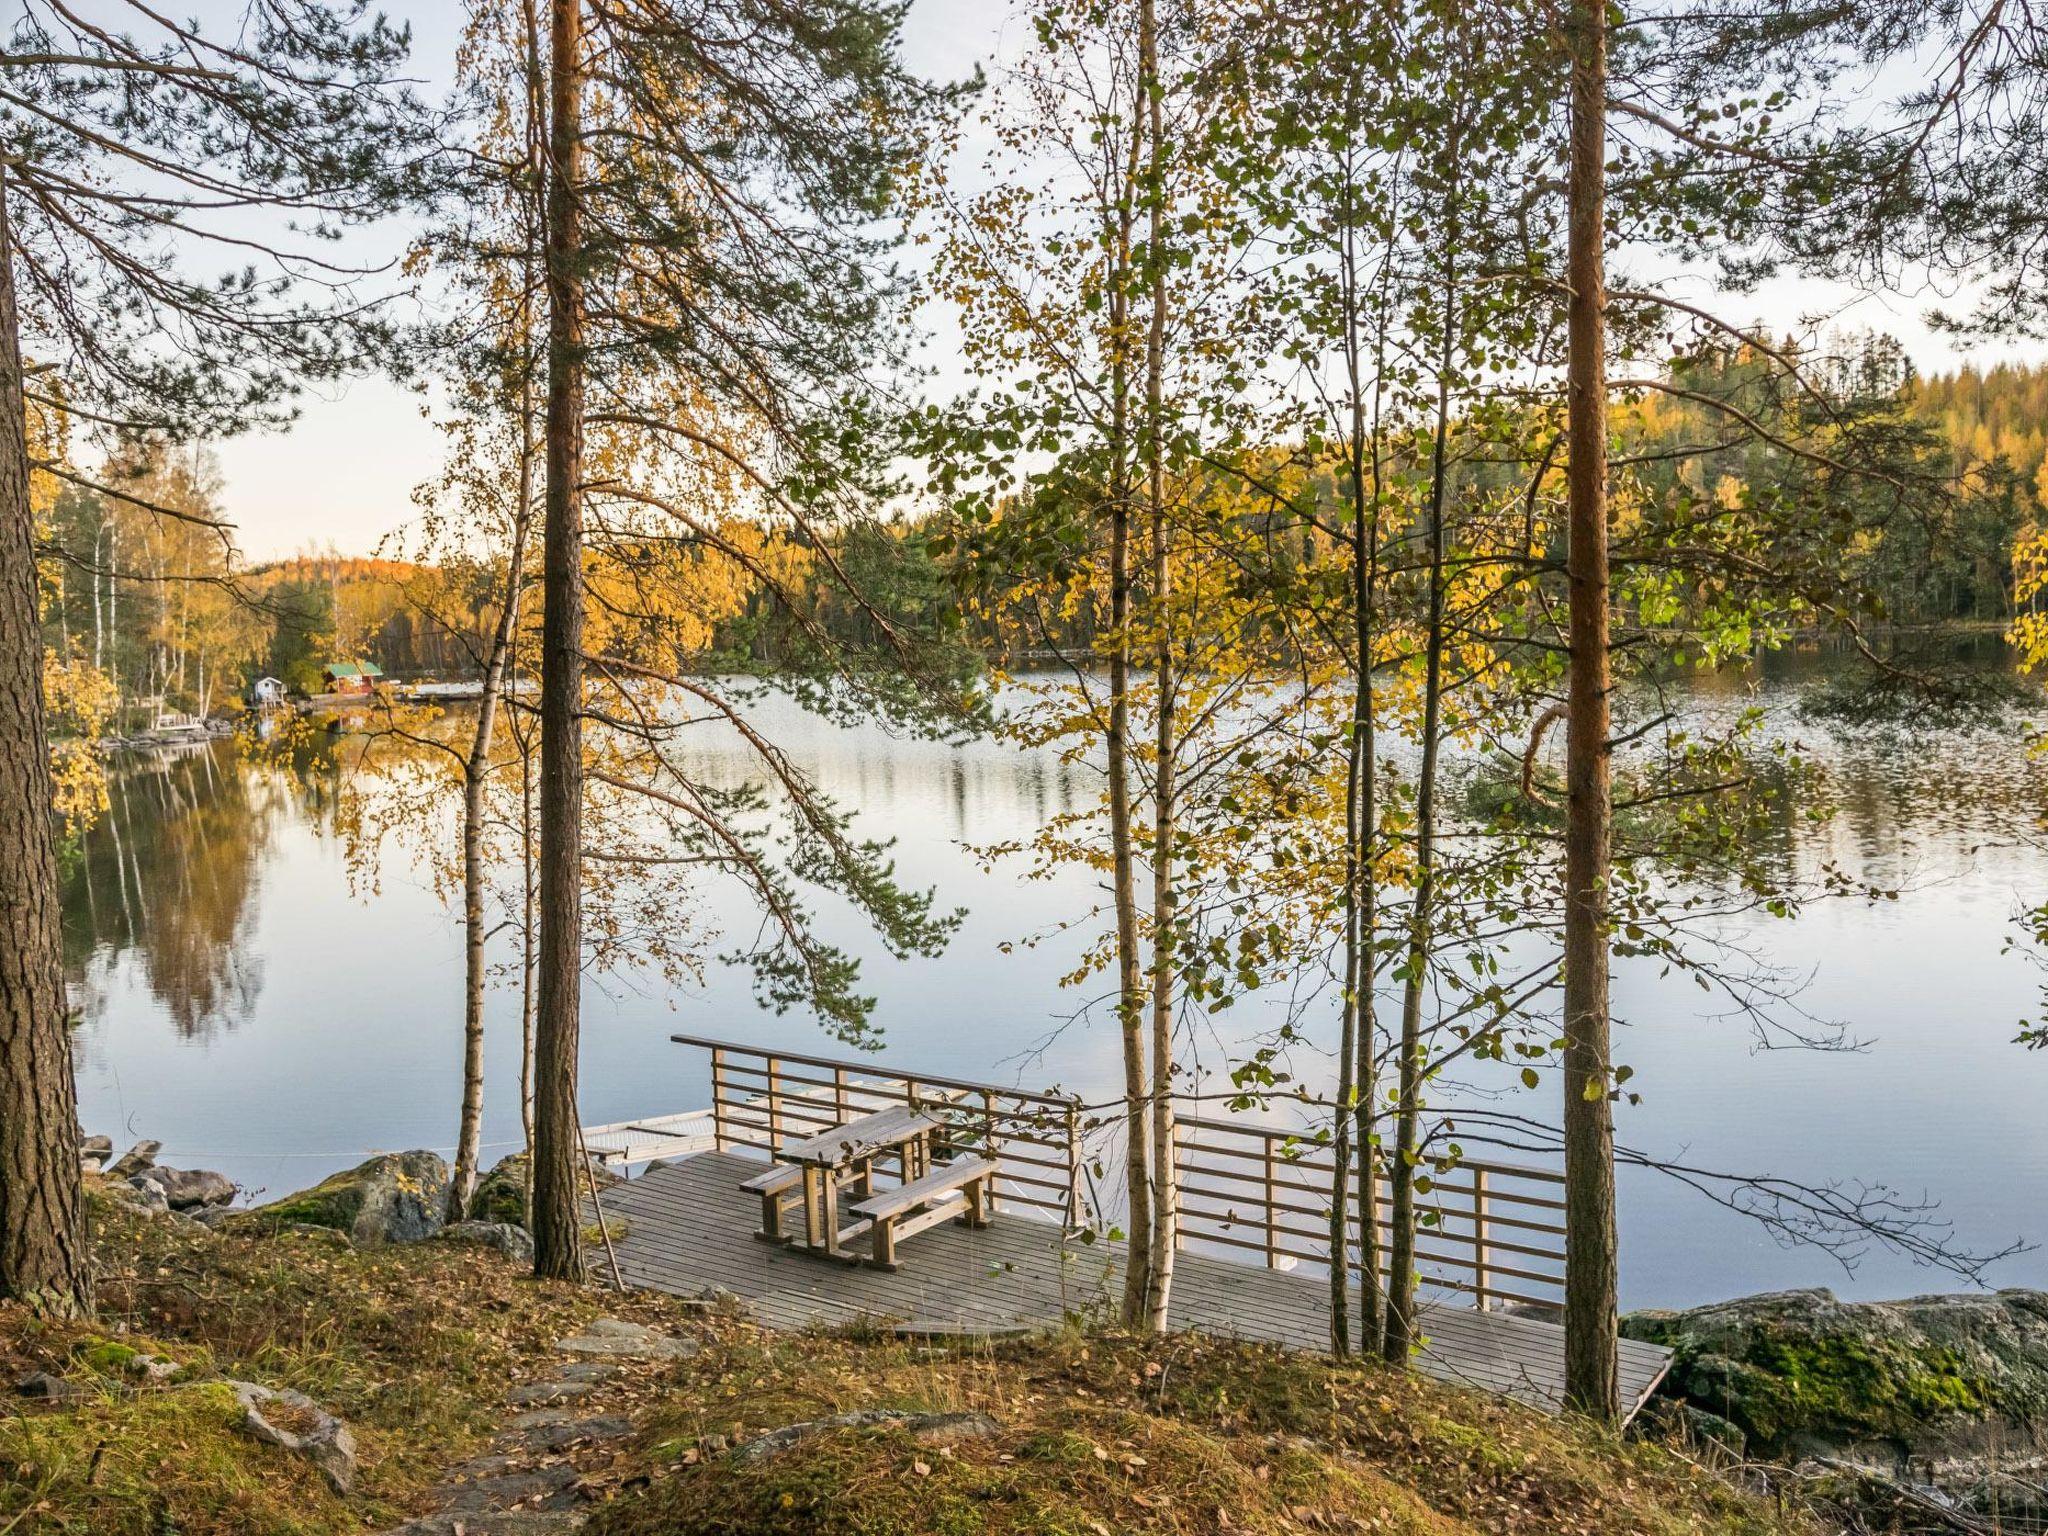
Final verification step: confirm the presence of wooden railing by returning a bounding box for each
[673,1035,1085,1228]
[667,1036,1564,1309]
[1174,1115,1567,1310]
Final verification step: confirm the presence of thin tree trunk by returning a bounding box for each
[445,439,536,1223]
[520,701,538,1165]
[531,0,587,1283]
[92,521,104,672]
[1107,135,1152,1329]
[1337,162,1390,1358]
[1562,0,1620,1421]
[1383,237,1455,1363]
[1139,0,1177,1336]
[0,175,88,1316]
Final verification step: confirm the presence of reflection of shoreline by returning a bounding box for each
[63,740,291,1041]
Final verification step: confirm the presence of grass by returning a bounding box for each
[0,1177,686,1534]
[5,1178,1812,1536]
[588,1326,1811,1536]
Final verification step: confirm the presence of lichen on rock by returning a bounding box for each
[1623,1287,2048,1478]
[236,1150,451,1245]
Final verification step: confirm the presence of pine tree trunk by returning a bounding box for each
[0,175,88,1317]
[531,0,587,1283]
[1562,0,1620,1421]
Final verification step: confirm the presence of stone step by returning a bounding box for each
[504,1412,634,1453]
[436,1461,583,1513]
[507,1378,599,1406]
[378,1512,585,1535]
[552,1317,695,1361]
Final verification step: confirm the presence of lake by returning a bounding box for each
[64,658,2048,1310]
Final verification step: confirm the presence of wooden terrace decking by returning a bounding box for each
[593,1149,1671,1418]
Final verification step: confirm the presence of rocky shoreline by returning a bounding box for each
[1626,1287,2048,1527]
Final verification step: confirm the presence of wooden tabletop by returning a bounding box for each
[780,1105,944,1168]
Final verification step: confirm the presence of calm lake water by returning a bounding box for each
[65,659,2048,1310]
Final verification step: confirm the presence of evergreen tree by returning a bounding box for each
[0,3,432,1313]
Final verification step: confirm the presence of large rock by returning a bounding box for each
[105,1139,161,1180]
[466,1153,532,1227]
[1623,1288,2048,1479]
[243,1151,450,1245]
[229,1380,356,1494]
[439,1221,534,1265]
[110,1178,169,1218]
[133,1166,236,1210]
[467,1150,619,1229]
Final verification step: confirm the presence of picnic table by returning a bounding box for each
[741,1103,995,1266]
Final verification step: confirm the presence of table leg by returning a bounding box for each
[820,1164,842,1258]
[801,1165,823,1250]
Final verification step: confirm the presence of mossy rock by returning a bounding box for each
[469,1153,531,1227]
[468,1150,620,1228]
[1623,1288,2048,1472]
[233,1150,450,1246]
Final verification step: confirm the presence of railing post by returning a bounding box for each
[1263,1134,1279,1270]
[833,1063,849,1125]
[1064,1100,1083,1233]
[710,1046,727,1151]
[767,1056,784,1152]
[1473,1166,1491,1312]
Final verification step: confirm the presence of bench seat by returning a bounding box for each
[739,1162,803,1196]
[740,1161,806,1242]
[848,1156,996,1268]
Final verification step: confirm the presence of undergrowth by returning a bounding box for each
[3,1178,1809,1536]
[589,1327,1811,1536]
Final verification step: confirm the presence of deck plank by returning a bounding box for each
[590,1150,1668,1419]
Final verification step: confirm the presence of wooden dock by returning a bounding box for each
[593,1148,1671,1419]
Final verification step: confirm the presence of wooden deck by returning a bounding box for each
[593,1149,1670,1418]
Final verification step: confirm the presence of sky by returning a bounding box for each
[205,1,2034,563]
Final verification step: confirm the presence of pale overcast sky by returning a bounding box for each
[206,2,2029,562]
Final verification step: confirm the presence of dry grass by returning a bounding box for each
[3,1181,1810,1536]
[587,1325,1813,1536]
[0,1178,694,1534]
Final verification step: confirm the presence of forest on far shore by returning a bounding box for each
[37,347,2048,728]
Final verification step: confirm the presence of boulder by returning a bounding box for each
[133,1166,236,1210]
[229,1380,357,1494]
[242,1150,450,1245]
[439,1220,535,1265]
[112,1178,169,1218]
[80,1134,113,1172]
[467,1153,531,1227]
[105,1139,162,1180]
[468,1150,618,1229]
[1623,1288,2048,1481]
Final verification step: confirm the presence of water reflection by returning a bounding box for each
[59,668,2048,1306]
[65,744,288,1038]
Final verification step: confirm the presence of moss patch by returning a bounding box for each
[1627,1297,2011,1458]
